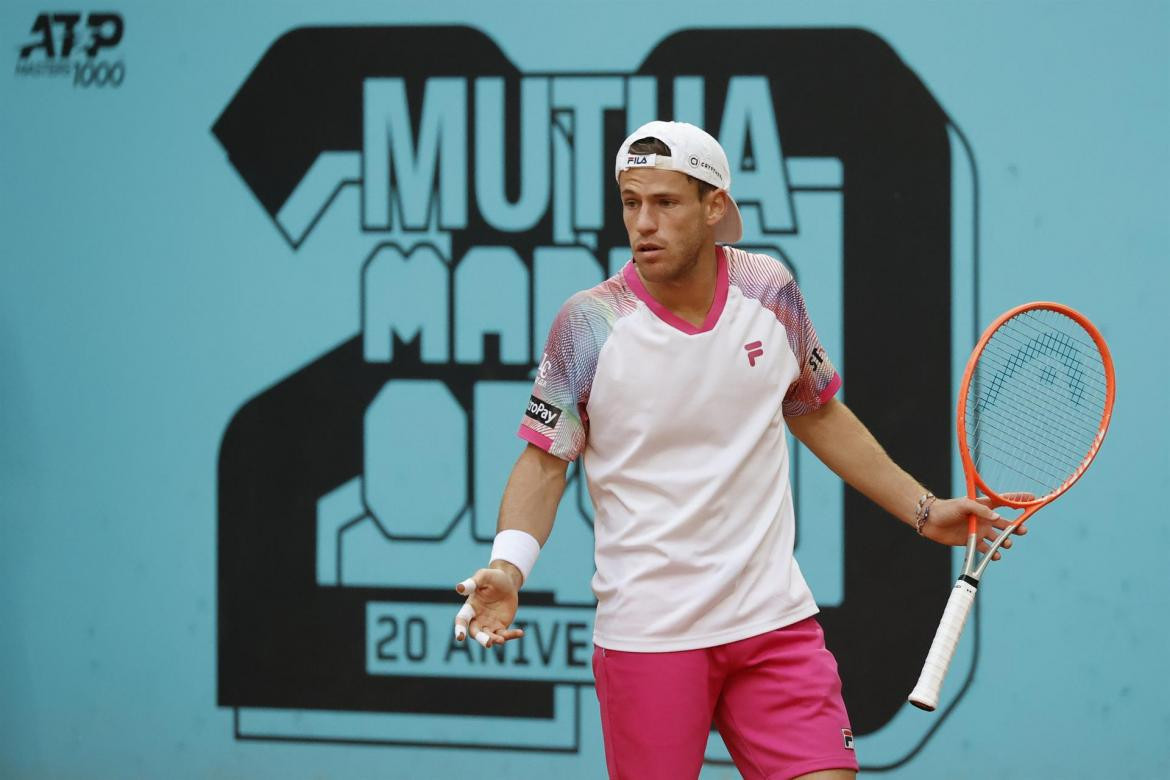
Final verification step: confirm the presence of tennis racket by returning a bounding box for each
[908,302,1115,711]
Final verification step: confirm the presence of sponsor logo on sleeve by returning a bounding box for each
[535,353,552,387]
[525,396,563,429]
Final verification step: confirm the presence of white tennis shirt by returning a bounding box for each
[518,246,841,652]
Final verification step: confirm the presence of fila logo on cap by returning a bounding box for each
[625,153,657,168]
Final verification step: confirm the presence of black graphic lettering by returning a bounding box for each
[565,623,589,668]
[84,13,124,58]
[17,12,126,87]
[375,615,399,661]
[20,14,55,59]
[512,621,532,666]
[533,622,560,666]
[53,13,81,58]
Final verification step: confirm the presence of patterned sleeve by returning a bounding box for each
[777,275,841,417]
[517,292,606,461]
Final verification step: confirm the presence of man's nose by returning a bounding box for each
[635,205,657,234]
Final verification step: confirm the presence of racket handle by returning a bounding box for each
[908,577,978,712]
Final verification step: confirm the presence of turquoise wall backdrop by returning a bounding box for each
[2,1,1167,778]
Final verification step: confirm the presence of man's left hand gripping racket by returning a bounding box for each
[909,302,1116,711]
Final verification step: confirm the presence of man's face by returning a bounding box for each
[619,168,719,284]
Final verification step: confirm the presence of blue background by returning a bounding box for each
[2,1,1167,778]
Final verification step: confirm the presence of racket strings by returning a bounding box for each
[968,363,1105,487]
[983,326,1110,405]
[969,405,1097,496]
[967,317,1107,492]
[965,309,1108,499]
[969,383,1101,470]
[973,423,1081,484]
[971,436,1081,493]
[969,359,1104,463]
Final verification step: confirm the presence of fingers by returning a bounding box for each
[975,539,1004,561]
[967,500,1007,534]
[469,622,522,648]
[453,604,525,648]
[459,611,508,648]
[453,577,479,642]
[969,499,1001,522]
[976,492,1037,509]
[453,602,474,642]
[465,615,491,648]
[971,495,1031,538]
[454,605,494,647]
[454,575,484,643]
[981,526,1011,546]
[965,491,1036,561]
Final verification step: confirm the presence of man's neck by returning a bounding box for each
[636,245,720,328]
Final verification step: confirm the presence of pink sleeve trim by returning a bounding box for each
[818,372,843,405]
[517,425,554,452]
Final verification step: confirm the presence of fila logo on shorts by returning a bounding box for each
[517,246,842,653]
[842,728,855,750]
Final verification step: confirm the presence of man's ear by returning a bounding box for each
[705,190,728,227]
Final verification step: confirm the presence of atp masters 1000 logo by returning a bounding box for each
[14,11,125,88]
[214,25,979,771]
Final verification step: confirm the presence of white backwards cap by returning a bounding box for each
[615,120,744,244]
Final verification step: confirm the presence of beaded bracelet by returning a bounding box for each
[914,492,937,535]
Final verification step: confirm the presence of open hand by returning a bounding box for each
[453,565,525,648]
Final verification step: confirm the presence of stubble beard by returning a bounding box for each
[635,227,706,287]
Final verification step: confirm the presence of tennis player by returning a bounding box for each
[453,121,1026,780]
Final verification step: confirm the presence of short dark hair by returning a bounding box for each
[627,137,717,199]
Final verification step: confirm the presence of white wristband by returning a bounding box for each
[489,529,541,586]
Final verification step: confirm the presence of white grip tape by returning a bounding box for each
[909,579,978,712]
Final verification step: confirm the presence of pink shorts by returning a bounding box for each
[592,617,858,780]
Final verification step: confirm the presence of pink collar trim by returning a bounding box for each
[623,247,729,335]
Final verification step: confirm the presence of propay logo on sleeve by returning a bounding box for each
[525,396,563,429]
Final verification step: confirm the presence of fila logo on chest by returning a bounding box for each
[744,340,764,367]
